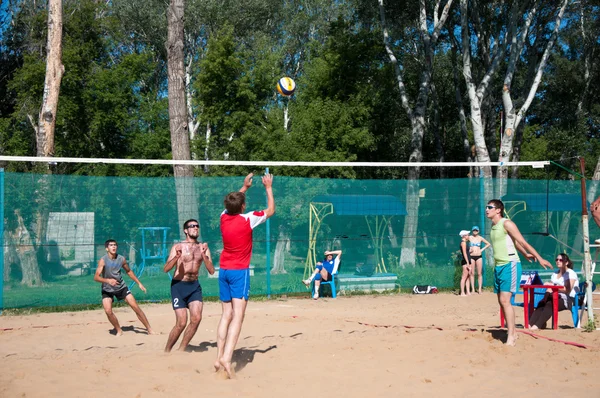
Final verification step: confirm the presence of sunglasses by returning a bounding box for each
[485,205,496,210]
[186,224,199,229]
[555,258,563,262]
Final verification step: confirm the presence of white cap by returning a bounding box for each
[459,230,470,237]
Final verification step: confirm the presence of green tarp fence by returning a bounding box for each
[1,171,599,309]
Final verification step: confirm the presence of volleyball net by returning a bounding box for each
[1,157,599,310]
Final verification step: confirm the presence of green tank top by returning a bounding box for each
[490,218,520,266]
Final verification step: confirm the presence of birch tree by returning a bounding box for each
[167,0,199,239]
[576,0,598,116]
[15,0,65,286]
[379,0,454,266]
[457,0,509,181]
[497,0,569,195]
[32,0,64,159]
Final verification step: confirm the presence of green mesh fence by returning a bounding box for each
[1,170,599,309]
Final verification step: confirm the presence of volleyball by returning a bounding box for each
[276,77,296,96]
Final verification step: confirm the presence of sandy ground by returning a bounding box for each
[1,292,599,397]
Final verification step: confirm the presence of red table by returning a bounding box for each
[522,284,561,330]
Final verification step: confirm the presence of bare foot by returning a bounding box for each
[147,329,159,335]
[213,360,221,372]
[219,358,236,379]
[460,293,467,297]
[115,329,123,337]
[505,333,519,346]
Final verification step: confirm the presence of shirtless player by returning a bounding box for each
[163,219,215,352]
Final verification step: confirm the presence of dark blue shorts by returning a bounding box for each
[219,268,250,301]
[170,279,203,310]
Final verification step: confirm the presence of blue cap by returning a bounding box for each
[472,226,479,231]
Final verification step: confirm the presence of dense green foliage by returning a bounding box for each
[0,0,597,177]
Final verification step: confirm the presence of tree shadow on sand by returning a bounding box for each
[233,345,277,372]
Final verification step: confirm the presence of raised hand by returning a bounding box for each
[243,173,254,189]
[262,173,273,188]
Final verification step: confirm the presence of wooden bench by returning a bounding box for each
[337,273,398,293]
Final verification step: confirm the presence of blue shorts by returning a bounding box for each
[314,265,332,282]
[170,279,203,310]
[219,269,250,301]
[493,261,522,293]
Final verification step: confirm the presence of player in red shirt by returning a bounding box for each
[215,172,275,378]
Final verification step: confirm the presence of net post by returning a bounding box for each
[0,168,4,314]
[479,166,486,287]
[265,167,271,298]
[579,158,594,324]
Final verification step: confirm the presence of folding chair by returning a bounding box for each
[572,279,596,328]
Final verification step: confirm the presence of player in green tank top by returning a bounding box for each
[486,199,552,346]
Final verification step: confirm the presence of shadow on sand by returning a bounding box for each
[233,345,277,372]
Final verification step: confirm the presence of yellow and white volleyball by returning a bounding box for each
[276,77,296,96]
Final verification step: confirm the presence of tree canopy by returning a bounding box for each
[0,0,598,178]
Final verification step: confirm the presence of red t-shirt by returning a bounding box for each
[219,210,267,270]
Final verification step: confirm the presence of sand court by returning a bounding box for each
[1,293,599,397]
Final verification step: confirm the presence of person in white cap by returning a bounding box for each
[459,230,472,296]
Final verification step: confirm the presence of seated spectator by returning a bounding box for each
[303,250,342,299]
[529,253,579,330]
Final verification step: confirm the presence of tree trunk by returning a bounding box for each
[271,228,290,274]
[204,121,211,173]
[577,0,594,116]
[592,156,600,181]
[3,229,15,282]
[185,58,200,147]
[387,223,398,248]
[430,80,446,177]
[13,210,43,286]
[450,34,470,162]
[36,0,64,158]
[498,0,568,191]
[167,0,199,239]
[283,103,290,132]
[20,0,65,284]
[509,123,526,178]
[399,175,420,268]
[379,0,454,266]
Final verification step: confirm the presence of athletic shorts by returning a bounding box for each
[170,279,203,309]
[314,269,331,281]
[102,285,131,301]
[493,261,522,293]
[219,268,250,301]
